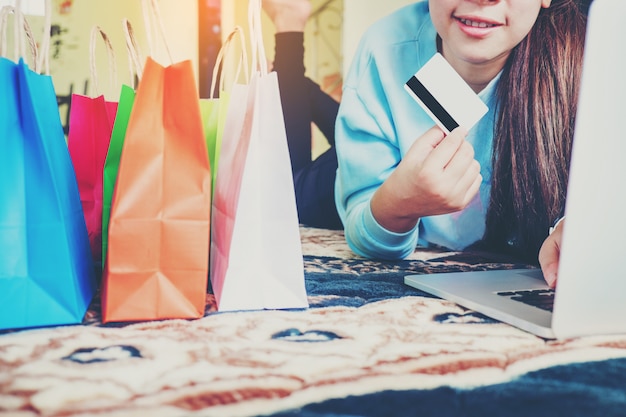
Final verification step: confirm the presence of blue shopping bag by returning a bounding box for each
[0,55,97,330]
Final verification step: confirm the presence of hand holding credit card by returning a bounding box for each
[404,53,488,134]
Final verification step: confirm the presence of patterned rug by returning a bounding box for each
[2,227,626,417]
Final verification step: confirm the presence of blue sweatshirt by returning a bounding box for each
[334,1,499,260]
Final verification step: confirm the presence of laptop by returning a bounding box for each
[404,0,626,340]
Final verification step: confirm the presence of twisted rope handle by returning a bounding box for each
[248,0,268,76]
[36,0,51,74]
[122,18,144,88]
[209,25,249,99]
[89,26,118,97]
[141,0,172,64]
[0,4,38,67]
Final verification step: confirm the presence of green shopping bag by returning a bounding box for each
[200,26,247,197]
[102,19,142,267]
[102,85,135,266]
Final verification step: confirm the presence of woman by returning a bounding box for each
[334,0,587,282]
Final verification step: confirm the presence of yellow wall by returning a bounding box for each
[343,0,414,76]
[5,0,198,101]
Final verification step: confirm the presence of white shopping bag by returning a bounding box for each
[209,0,308,312]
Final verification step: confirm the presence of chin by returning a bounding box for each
[456,47,511,67]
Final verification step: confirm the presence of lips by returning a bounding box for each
[454,16,502,38]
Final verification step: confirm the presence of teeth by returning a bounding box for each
[459,18,495,28]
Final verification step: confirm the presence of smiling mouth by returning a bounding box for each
[457,18,498,28]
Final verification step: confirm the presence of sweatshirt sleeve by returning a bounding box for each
[334,38,419,260]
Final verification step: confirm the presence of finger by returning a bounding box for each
[538,233,562,288]
[404,126,447,168]
[419,125,447,149]
[409,126,446,155]
[442,168,481,212]
[426,127,468,170]
[456,164,482,207]
[542,262,559,288]
[442,139,476,179]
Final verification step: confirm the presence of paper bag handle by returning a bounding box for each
[141,0,172,64]
[209,25,249,99]
[248,0,268,76]
[122,18,144,88]
[37,0,51,74]
[0,0,50,74]
[0,4,37,66]
[90,26,118,97]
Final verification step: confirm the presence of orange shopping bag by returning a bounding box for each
[102,0,211,323]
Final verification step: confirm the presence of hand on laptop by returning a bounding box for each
[538,220,565,288]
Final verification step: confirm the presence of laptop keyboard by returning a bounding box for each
[496,288,555,312]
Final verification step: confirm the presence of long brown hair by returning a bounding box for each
[481,0,588,263]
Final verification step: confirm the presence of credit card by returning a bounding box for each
[404,53,489,134]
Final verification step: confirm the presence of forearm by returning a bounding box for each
[335,110,419,259]
[342,198,419,260]
[370,170,421,234]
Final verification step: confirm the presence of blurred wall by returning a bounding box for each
[3,0,198,101]
[342,0,415,77]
